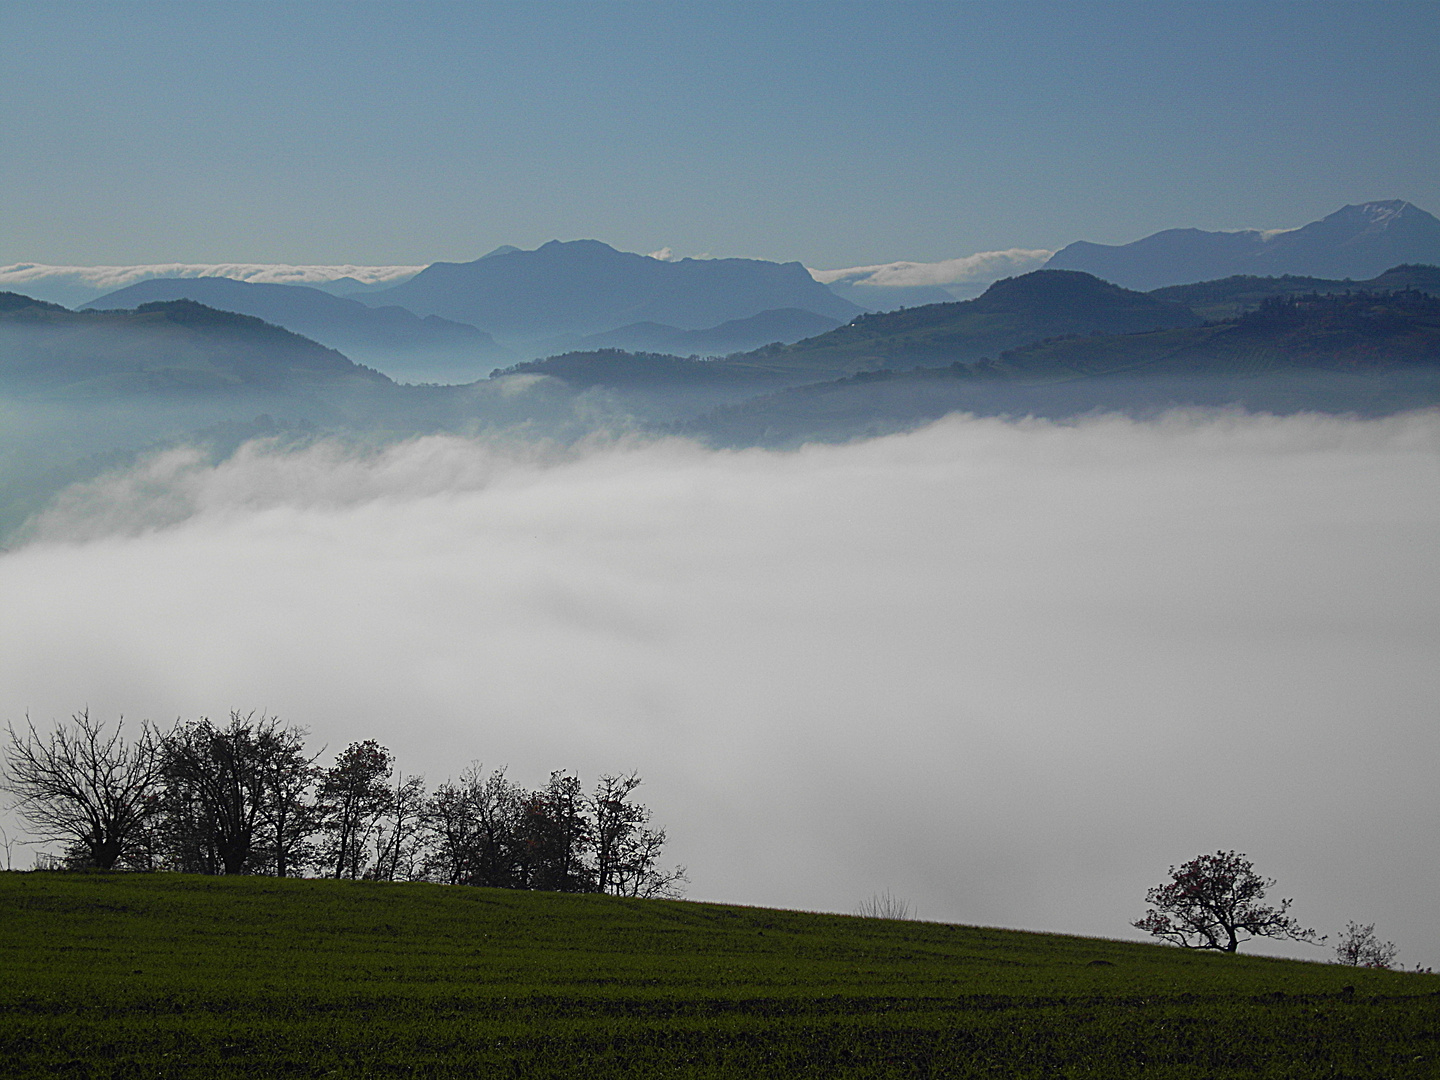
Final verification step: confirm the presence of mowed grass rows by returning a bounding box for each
[0,872,1435,1077]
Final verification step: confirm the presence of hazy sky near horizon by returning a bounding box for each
[3,411,1438,964]
[3,0,1438,268]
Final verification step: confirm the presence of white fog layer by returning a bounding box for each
[3,411,1438,963]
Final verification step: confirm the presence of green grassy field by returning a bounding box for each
[1,872,1434,1078]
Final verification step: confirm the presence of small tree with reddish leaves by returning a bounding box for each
[1134,851,1323,953]
[1334,921,1398,969]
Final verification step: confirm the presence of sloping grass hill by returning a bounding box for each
[1,872,1435,1078]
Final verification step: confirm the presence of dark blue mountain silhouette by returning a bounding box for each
[1046,201,1440,290]
[366,240,862,338]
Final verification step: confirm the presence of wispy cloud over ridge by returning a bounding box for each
[0,263,426,290]
[0,263,427,306]
[810,248,1054,288]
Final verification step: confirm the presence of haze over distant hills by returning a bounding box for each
[0,293,390,398]
[692,290,1440,447]
[3,255,1439,540]
[717,270,1203,376]
[364,240,863,340]
[83,277,509,383]
[571,307,843,357]
[1045,201,1440,290]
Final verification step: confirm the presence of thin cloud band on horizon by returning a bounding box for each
[809,249,1055,288]
[0,262,428,295]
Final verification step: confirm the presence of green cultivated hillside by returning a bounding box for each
[1151,263,1440,321]
[1,872,1435,1078]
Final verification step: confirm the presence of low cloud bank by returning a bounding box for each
[811,248,1054,288]
[3,411,1438,964]
[0,263,426,306]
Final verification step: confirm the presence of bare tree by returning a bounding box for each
[317,741,394,879]
[1134,851,1323,953]
[1334,921,1398,969]
[590,772,686,898]
[608,825,686,899]
[425,765,523,887]
[467,769,525,887]
[160,712,308,875]
[857,890,914,920]
[1,711,164,869]
[369,772,427,882]
[253,725,321,878]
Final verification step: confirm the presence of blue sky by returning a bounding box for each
[3,0,1437,267]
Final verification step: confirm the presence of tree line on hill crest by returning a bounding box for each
[0,710,685,897]
[3,712,1416,969]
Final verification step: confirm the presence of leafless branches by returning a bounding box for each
[856,890,914,920]
[2,711,164,869]
[5,713,684,899]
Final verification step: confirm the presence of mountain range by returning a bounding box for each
[364,240,863,340]
[1045,201,1440,290]
[4,259,1440,539]
[691,289,1440,446]
[8,199,1439,366]
[11,262,1440,409]
[709,270,1203,376]
[0,264,424,309]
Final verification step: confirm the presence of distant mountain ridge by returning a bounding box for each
[0,263,424,309]
[0,294,390,397]
[572,308,843,356]
[487,270,1205,390]
[1045,201,1440,290]
[366,240,863,339]
[83,276,509,382]
[1149,263,1440,320]
[714,269,1203,376]
[693,290,1440,446]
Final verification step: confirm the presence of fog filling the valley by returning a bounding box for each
[2,411,1437,963]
